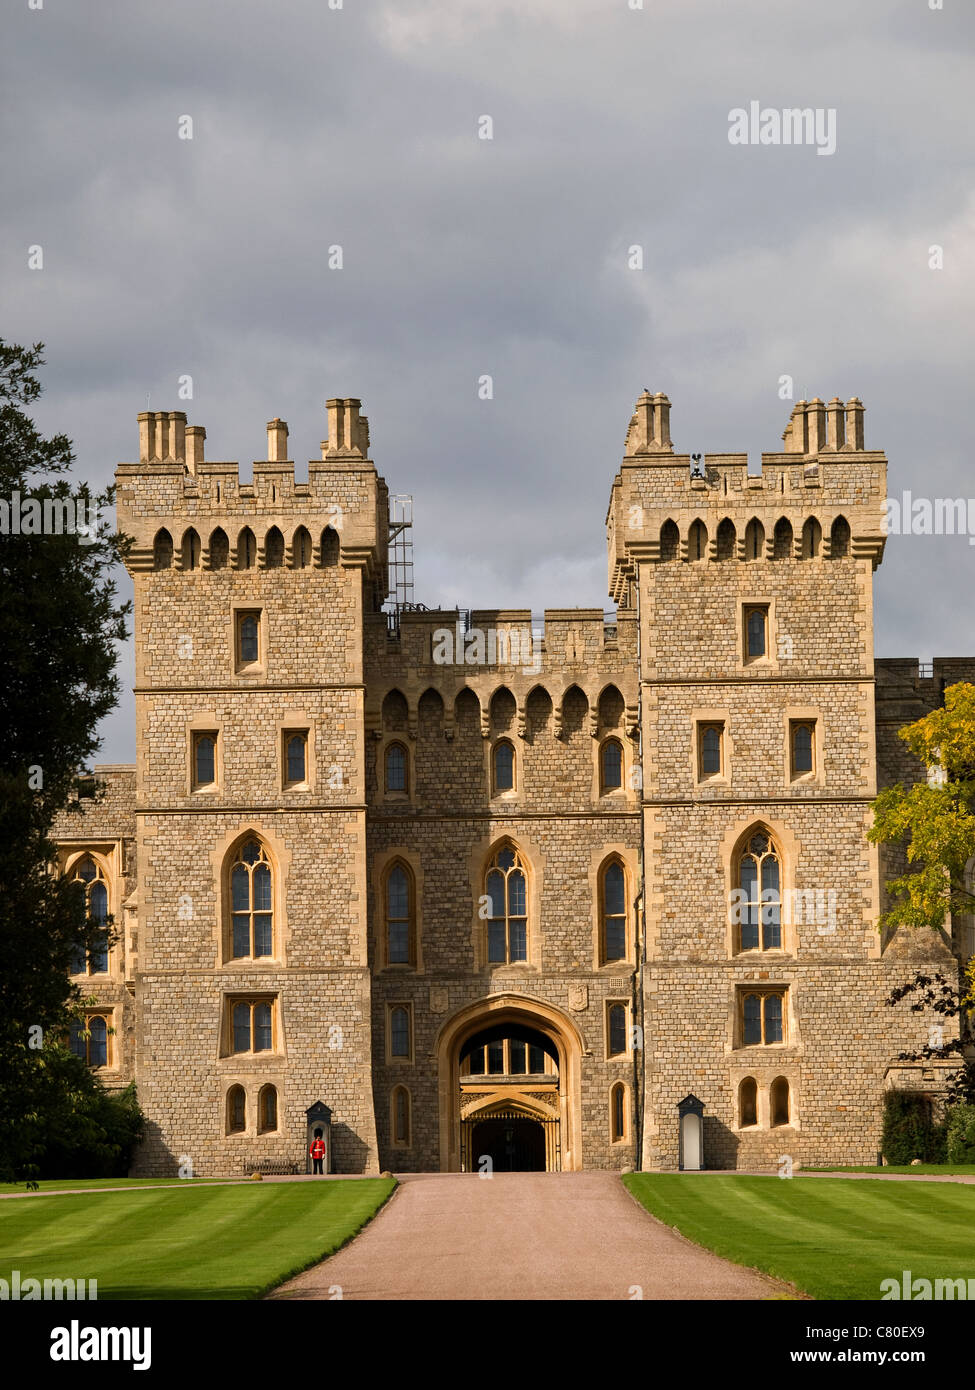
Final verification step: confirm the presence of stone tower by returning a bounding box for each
[115,401,386,1175]
[607,392,946,1169]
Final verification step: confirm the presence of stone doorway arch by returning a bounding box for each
[434,993,585,1172]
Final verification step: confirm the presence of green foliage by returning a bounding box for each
[0,340,132,1180]
[881,1091,947,1165]
[946,1104,975,1164]
[868,682,975,932]
[19,1044,144,1180]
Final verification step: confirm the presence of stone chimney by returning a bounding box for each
[185,426,205,473]
[844,397,865,450]
[652,392,672,449]
[625,390,673,454]
[825,397,845,450]
[806,398,826,453]
[137,410,188,463]
[267,417,289,461]
[783,401,808,454]
[324,398,364,457]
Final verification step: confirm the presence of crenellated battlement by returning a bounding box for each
[116,396,389,584]
[608,390,888,602]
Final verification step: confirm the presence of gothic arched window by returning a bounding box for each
[384,862,415,967]
[485,844,528,963]
[736,830,781,952]
[600,859,627,964]
[69,855,109,975]
[229,839,273,959]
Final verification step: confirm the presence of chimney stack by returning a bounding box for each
[844,397,865,450]
[825,397,845,450]
[185,425,206,473]
[267,417,289,461]
[652,392,672,449]
[324,398,364,457]
[806,398,826,453]
[783,401,809,454]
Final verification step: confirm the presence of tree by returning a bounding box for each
[870,684,975,1109]
[0,340,134,1180]
[868,682,975,933]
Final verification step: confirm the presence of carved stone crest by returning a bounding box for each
[429,986,449,1015]
[568,982,588,1012]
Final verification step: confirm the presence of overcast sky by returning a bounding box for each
[3,0,974,764]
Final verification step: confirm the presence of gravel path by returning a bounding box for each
[267,1171,792,1301]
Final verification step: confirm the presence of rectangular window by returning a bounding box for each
[790,720,816,777]
[509,1040,527,1074]
[487,1040,505,1074]
[227,997,276,1055]
[607,1003,628,1058]
[388,1004,413,1062]
[739,990,786,1046]
[743,605,769,662]
[235,610,262,670]
[283,730,308,787]
[697,721,724,779]
[193,732,217,789]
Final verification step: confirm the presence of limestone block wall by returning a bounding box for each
[52,766,138,1090]
[114,404,384,1176]
[364,627,642,1173]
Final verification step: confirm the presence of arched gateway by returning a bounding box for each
[435,994,585,1172]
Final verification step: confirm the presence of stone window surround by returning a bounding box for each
[372,848,424,973]
[222,1078,284,1137]
[211,825,291,969]
[187,714,224,795]
[61,845,120,979]
[604,998,630,1060]
[734,1071,799,1131]
[230,604,267,678]
[785,708,824,787]
[219,993,280,1060]
[390,1084,412,1147]
[385,1001,414,1065]
[279,714,316,792]
[609,1080,629,1143]
[739,597,778,671]
[589,844,639,971]
[691,708,731,786]
[719,817,800,959]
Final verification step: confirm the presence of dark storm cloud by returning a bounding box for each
[2,0,973,760]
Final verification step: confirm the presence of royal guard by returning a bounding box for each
[309,1130,326,1175]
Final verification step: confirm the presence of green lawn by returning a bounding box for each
[624,1173,975,1300]
[803,1164,975,1176]
[0,1177,250,1195]
[0,1178,396,1299]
